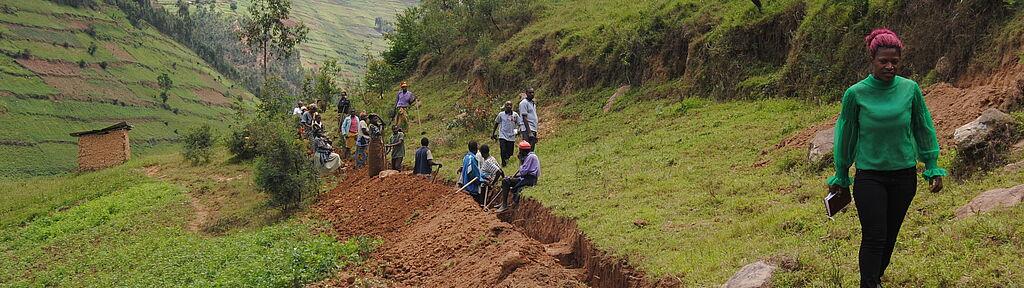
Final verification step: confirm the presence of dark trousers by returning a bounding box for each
[500,175,537,206]
[391,157,403,171]
[499,139,514,166]
[853,168,917,288]
[526,132,538,152]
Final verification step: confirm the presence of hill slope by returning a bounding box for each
[0,0,257,177]
[183,0,418,80]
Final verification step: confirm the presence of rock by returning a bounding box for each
[1012,139,1024,154]
[602,85,632,112]
[955,184,1024,219]
[807,128,835,168]
[953,108,1017,150]
[1004,160,1024,173]
[721,261,778,288]
[378,170,400,178]
[633,219,649,228]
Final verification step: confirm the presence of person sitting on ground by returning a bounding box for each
[311,113,324,136]
[479,144,501,183]
[341,112,360,159]
[460,141,483,206]
[492,101,523,167]
[293,101,304,115]
[312,130,341,173]
[385,125,405,171]
[495,141,540,213]
[354,112,369,168]
[413,138,442,175]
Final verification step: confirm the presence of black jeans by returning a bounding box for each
[853,167,917,288]
[499,139,514,167]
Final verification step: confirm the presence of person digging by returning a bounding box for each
[495,141,540,213]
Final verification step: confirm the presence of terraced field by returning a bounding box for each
[0,0,257,177]
[167,0,418,80]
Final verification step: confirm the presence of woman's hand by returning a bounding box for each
[828,184,849,195]
[930,176,944,193]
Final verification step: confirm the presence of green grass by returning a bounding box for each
[195,0,418,79]
[0,2,258,177]
[0,151,371,287]
[388,76,1024,286]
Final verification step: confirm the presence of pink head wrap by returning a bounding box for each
[864,29,903,56]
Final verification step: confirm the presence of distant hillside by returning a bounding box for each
[172,0,418,81]
[0,0,258,177]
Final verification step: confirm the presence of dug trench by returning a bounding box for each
[309,169,680,287]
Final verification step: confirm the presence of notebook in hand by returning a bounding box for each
[824,188,851,217]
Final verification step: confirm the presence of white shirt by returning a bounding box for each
[292,107,302,115]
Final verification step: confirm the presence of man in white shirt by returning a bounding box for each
[492,101,522,167]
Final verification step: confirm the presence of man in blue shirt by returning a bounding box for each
[460,140,483,206]
[414,138,442,175]
[495,141,540,213]
[394,82,415,131]
[519,88,538,150]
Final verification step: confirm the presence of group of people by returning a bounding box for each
[292,81,543,213]
[455,87,541,213]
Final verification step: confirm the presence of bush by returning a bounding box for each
[182,125,216,165]
[253,121,319,206]
[98,62,108,69]
[87,43,97,55]
[78,60,86,68]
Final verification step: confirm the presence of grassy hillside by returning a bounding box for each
[352,0,1024,285]
[0,149,373,286]
[0,0,258,177]
[174,0,418,80]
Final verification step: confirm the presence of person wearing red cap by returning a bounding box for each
[495,141,540,213]
[394,82,415,131]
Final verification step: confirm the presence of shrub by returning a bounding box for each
[98,62,108,69]
[253,121,319,206]
[87,43,97,55]
[78,60,86,68]
[182,125,216,165]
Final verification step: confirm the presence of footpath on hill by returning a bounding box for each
[307,169,682,287]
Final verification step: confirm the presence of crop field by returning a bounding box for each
[0,0,257,177]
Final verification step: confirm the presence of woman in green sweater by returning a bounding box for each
[828,29,947,288]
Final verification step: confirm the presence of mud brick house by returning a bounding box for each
[69,122,133,171]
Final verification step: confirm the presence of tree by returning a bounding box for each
[157,73,173,103]
[364,53,400,99]
[239,0,309,79]
[303,58,342,104]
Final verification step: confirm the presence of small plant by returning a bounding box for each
[87,43,97,55]
[78,60,86,68]
[62,42,70,48]
[98,61,108,69]
[16,49,30,59]
[182,125,216,165]
[159,91,169,103]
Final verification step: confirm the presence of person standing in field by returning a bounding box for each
[385,125,405,171]
[354,112,370,168]
[394,82,416,131]
[492,101,523,167]
[519,88,538,150]
[340,112,360,159]
[828,29,946,288]
[337,91,351,115]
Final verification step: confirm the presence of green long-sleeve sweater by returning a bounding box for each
[828,75,948,187]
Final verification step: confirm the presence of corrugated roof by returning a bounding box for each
[69,122,133,137]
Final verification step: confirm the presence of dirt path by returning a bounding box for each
[142,164,209,233]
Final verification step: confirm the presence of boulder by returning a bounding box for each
[603,85,632,112]
[721,261,777,288]
[378,169,400,178]
[954,184,1024,219]
[1004,160,1024,174]
[953,108,1017,150]
[807,128,835,168]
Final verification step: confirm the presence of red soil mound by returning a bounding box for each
[16,59,79,76]
[777,66,1024,150]
[310,171,586,287]
[192,87,233,106]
